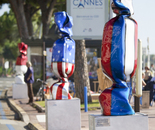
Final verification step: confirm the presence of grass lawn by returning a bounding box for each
[35,101,45,108]
[35,99,100,109]
[80,100,100,108]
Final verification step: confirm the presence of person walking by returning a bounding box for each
[140,72,146,105]
[144,66,152,84]
[25,61,34,104]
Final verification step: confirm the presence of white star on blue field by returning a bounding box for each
[52,38,75,64]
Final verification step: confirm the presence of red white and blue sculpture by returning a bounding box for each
[15,42,28,84]
[50,12,75,100]
[99,0,138,116]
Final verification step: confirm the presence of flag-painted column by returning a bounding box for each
[50,12,75,100]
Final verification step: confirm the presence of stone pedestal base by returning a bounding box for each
[12,83,28,99]
[89,113,148,130]
[142,91,150,108]
[46,98,81,130]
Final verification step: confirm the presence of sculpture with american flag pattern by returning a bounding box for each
[50,12,75,100]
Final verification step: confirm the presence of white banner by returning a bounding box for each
[67,0,109,40]
[46,48,54,79]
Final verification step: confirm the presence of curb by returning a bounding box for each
[8,98,30,124]
[6,89,45,130]
[0,89,7,99]
[6,89,30,124]
[28,123,45,130]
[32,102,45,113]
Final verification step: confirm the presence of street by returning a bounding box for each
[0,77,29,130]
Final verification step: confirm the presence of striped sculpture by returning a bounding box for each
[50,12,75,100]
[99,0,138,116]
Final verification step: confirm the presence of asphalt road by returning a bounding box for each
[0,77,30,130]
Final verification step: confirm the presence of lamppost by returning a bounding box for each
[147,37,150,68]
[142,47,146,69]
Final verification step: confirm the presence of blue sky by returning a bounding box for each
[133,1,155,55]
[0,4,10,16]
[0,1,154,54]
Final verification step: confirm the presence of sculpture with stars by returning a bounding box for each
[50,12,75,100]
[99,0,138,116]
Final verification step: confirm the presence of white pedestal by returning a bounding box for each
[142,91,150,108]
[89,113,148,130]
[46,98,81,130]
[12,83,28,99]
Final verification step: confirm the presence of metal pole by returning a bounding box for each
[84,86,88,112]
[134,96,140,112]
[43,42,45,82]
[147,37,150,68]
[134,39,142,112]
[143,53,145,69]
[142,47,146,69]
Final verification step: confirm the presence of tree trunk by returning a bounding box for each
[38,0,56,37]
[74,40,92,103]
[24,3,34,37]
[9,0,29,39]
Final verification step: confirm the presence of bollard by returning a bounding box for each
[84,86,88,112]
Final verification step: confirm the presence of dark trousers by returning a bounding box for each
[143,81,154,104]
[27,83,34,103]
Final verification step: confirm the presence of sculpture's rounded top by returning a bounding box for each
[54,11,73,37]
[112,0,134,15]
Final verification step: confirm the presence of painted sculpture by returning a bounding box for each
[50,12,75,100]
[15,42,28,84]
[99,0,138,116]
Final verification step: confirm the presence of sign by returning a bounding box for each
[96,118,110,127]
[46,48,54,79]
[67,0,109,40]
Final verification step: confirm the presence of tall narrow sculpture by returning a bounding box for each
[99,0,138,116]
[50,12,75,100]
[13,42,28,99]
[15,42,28,84]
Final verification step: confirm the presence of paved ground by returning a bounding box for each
[1,77,155,130]
[0,85,30,129]
[7,88,155,130]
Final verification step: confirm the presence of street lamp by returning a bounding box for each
[142,47,146,69]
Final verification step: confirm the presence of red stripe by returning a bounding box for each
[61,77,65,82]
[99,89,112,116]
[101,16,119,80]
[57,62,64,77]
[56,82,65,100]
[68,64,74,78]
[65,62,68,74]
[131,20,138,77]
